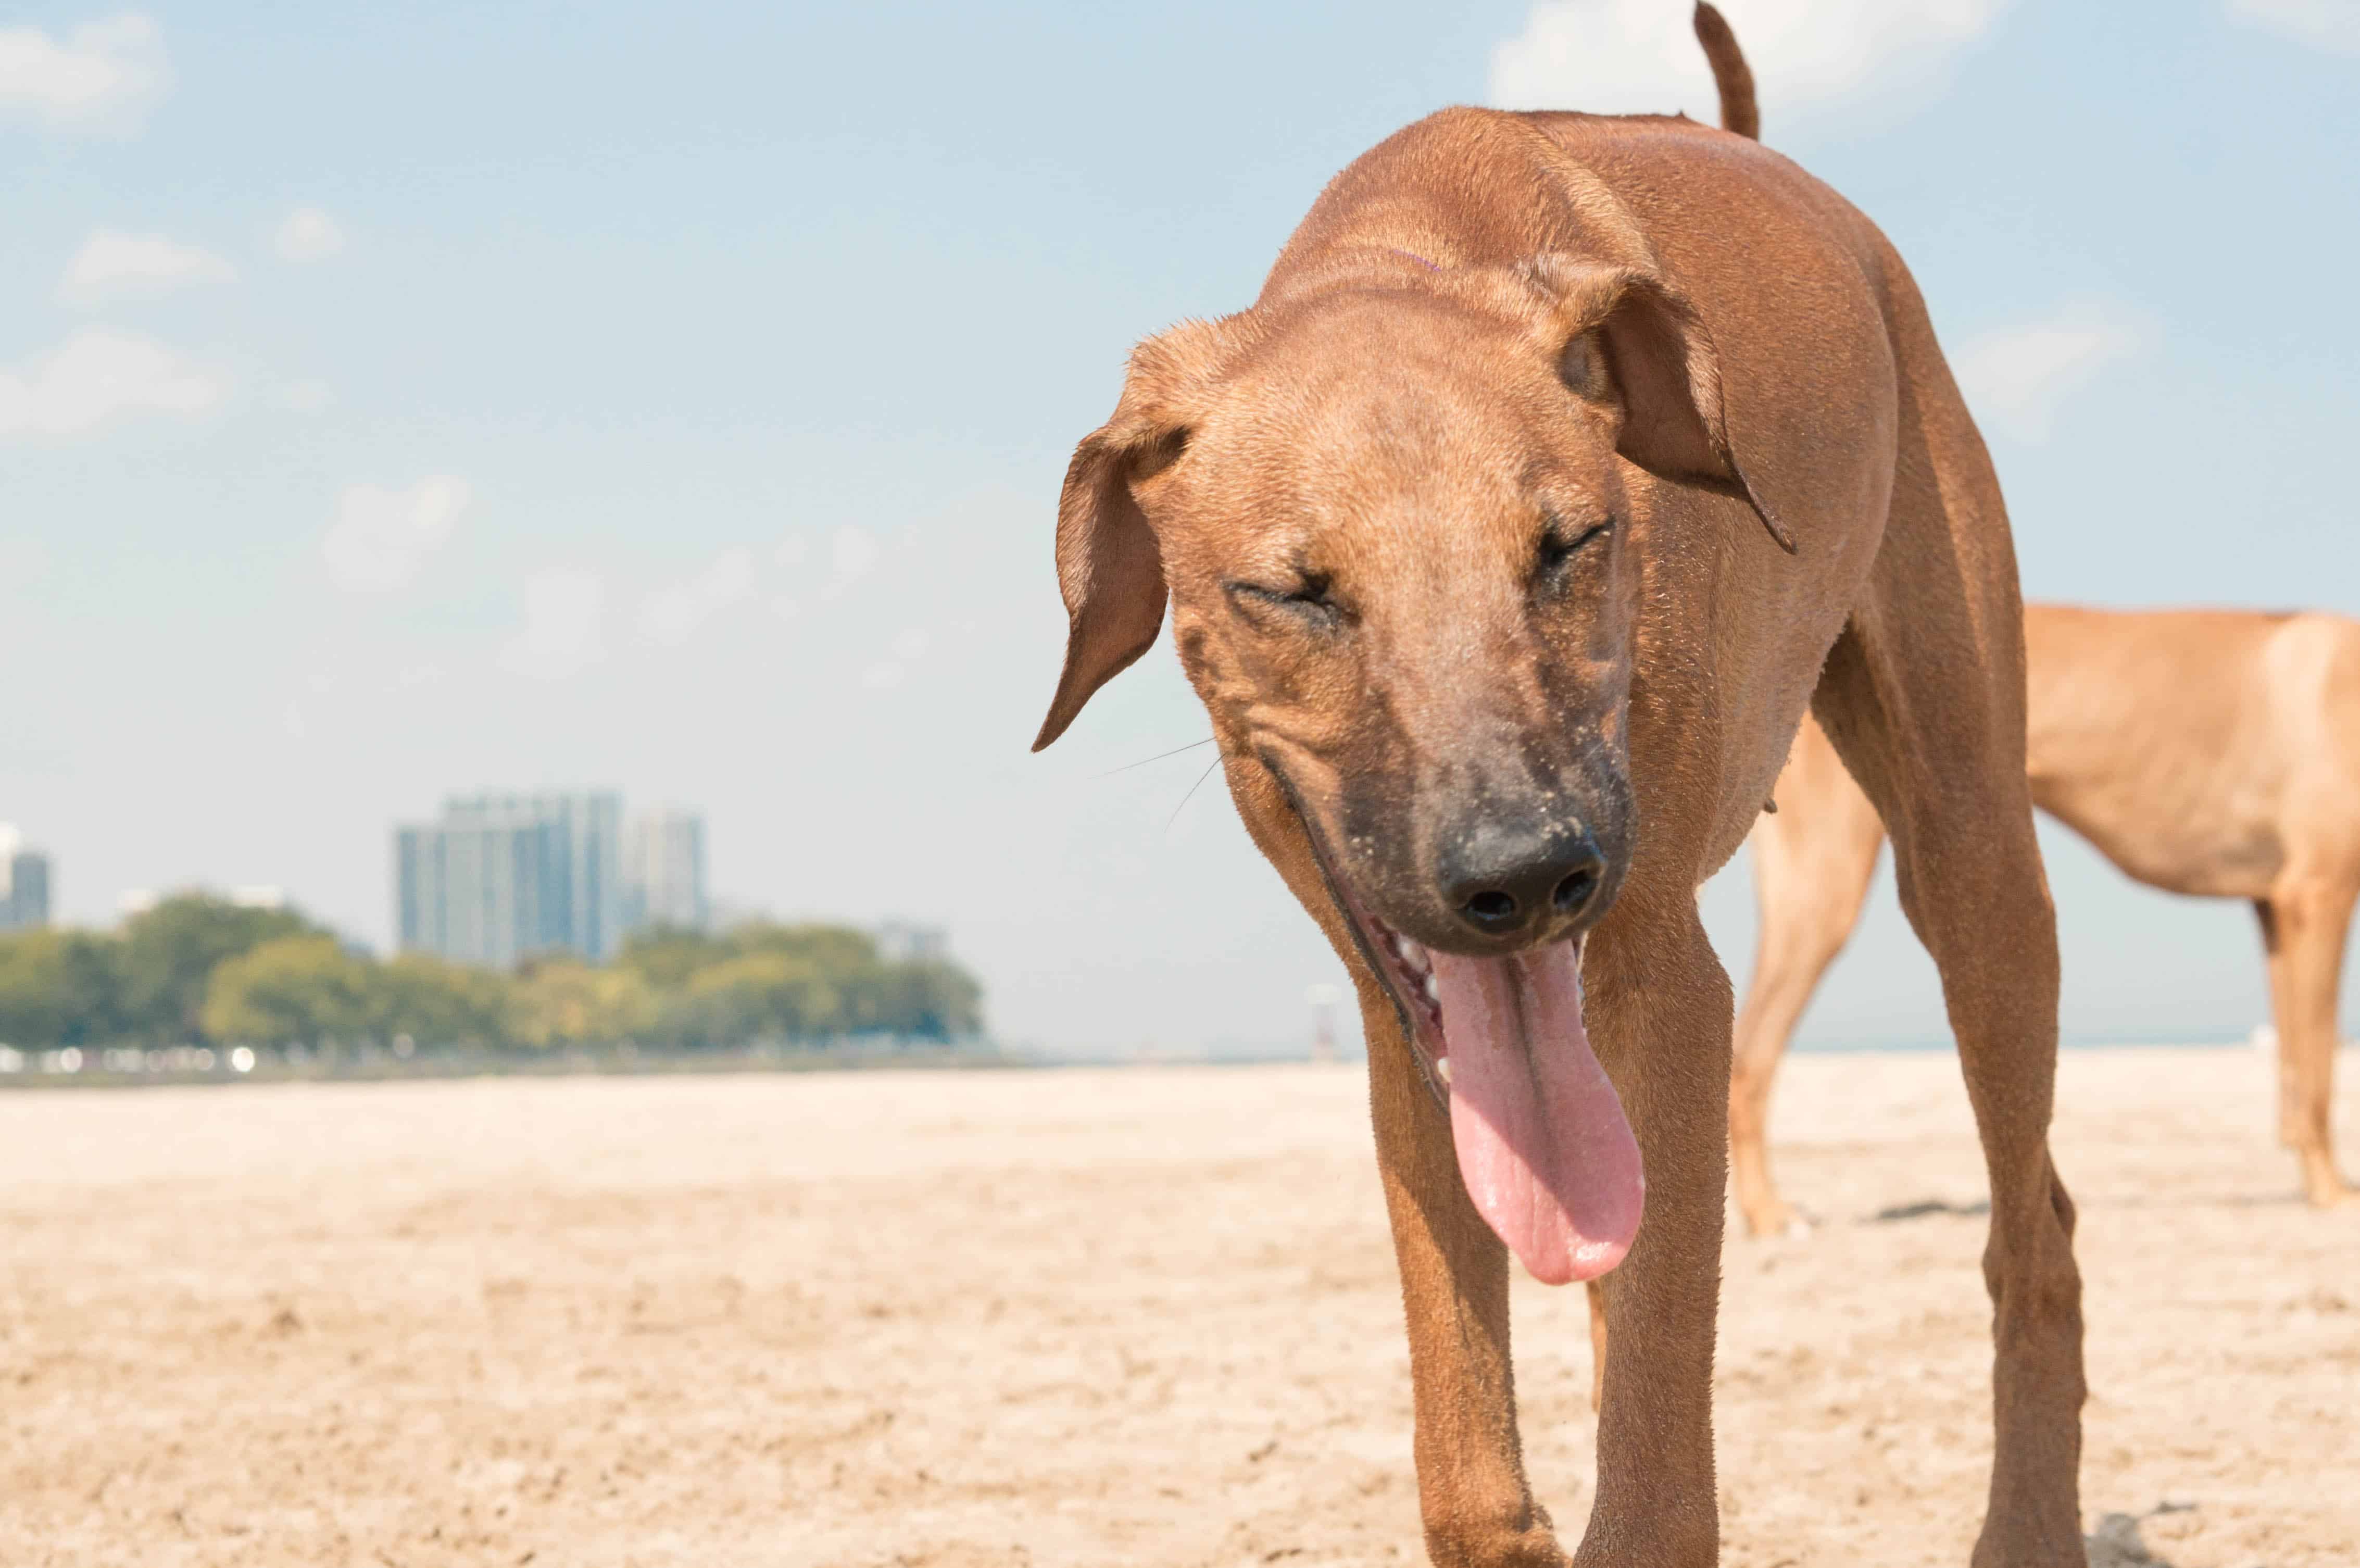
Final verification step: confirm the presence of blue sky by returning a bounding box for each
[5,1,2358,1053]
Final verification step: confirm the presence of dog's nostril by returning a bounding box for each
[1444,823,1607,937]
[1463,890,1520,925]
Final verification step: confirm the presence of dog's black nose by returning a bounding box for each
[1443,820,1605,938]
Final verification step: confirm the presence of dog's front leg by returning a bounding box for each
[1362,985,1571,1568]
[1572,888,1730,1568]
[1224,754,1566,1565]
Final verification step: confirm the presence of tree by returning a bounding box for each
[730,922,879,974]
[508,961,655,1048]
[4,898,989,1057]
[615,925,734,990]
[867,958,983,1040]
[371,954,512,1047]
[726,923,887,1035]
[0,929,128,1046]
[199,935,373,1044]
[623,921,985,1045]
[663,950,839,1046]
[120,894,316,1042]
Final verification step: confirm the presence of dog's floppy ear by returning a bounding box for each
[1527,255,1795,554]
[1031,420,1182,751]
[1033,316,1247,752]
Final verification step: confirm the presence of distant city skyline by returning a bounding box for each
[0,824,51,932]
[397,789,627,968]
[623,807,708,934]
[1,793,953,982]
[394,791,733,969]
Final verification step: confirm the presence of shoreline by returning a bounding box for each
[0,1031,2331,1090]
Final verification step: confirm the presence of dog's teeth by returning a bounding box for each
[1399,937,1428,972]
[1422,973,1440,1007]
[1435,1056,1453,1087]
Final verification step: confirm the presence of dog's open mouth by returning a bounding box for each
[1354,906,1644,1287]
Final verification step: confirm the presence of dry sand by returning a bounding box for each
[1,1046,2353,1567]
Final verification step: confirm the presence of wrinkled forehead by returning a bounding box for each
[1167,304,1617,554]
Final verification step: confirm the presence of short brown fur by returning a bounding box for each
[1035,10,2082,1563]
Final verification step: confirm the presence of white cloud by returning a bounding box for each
[2227,0,2360,55]
[0,15,168,134]
[826,525,881,598]
[638,546,758,645]
[273,379,334,415]
[862,628,934,692]
[1489,0,2010,127]
[772,528,880,603]
[273,207,345,264]
[56,230,234,308]
[500,570,606,680]
[386,662,443,694]
[320,477,470,593]
[0,327,227,439]
[1951,307,2142,444]
[0,536,48,589]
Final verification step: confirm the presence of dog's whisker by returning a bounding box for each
[1095,737,1216,779]
[1165,758,1222,833]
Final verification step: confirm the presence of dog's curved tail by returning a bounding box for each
[1692,3,1759,141]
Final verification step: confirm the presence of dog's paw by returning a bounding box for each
[1425,1514,1573,1568]
[2303,1177,2356,1209]
[1739,1201,1815,1240]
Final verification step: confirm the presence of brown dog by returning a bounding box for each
[1034,8,2083,1562]
[1728,604,2360,1235]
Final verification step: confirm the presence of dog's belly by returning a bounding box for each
[2051,786,2285,901]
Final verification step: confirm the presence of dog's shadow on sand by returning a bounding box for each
[2085,1504,2198,1567]
[1864,1197,1991,1223]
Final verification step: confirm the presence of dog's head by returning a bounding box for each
[1034,254,1786,1283]
[1034,257,1782,965]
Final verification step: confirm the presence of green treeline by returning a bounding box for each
[0,893,983,1051]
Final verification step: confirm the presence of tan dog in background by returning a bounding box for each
[1728,604,2360,1234]
[1034,8,2083,1562]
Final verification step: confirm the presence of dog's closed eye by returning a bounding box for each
[1536,517,1612,592]
[1559,329,1615,404]
[1225,573,1348,631]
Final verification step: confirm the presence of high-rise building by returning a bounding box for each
[0,824,51,932]
[874,921,948,964]
[622,808,709,934]
[395,791,625,968]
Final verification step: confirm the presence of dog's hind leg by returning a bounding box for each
[1814,618,2085,1567]
[1728,723,1886,1239]
[2257,874,2357,1206]
[1806,329,2085,1567]
[2252,899,2303,1146]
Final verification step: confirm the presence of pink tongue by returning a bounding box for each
[1432,940,1643,1286]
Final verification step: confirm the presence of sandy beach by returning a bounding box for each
[2,1047,2353,1567]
